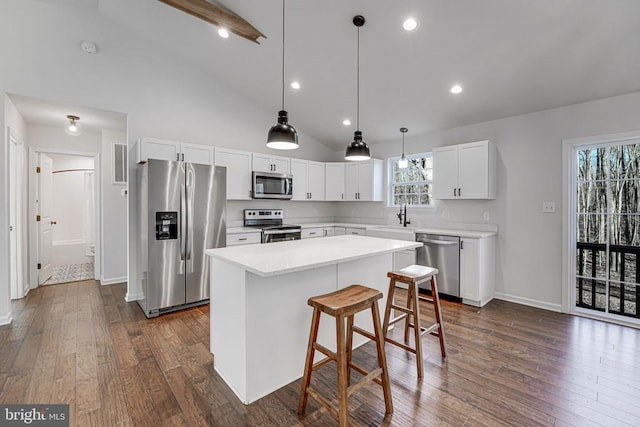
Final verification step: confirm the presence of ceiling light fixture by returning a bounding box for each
[342,119,351,126]
[403,18,417,31]
[267,0,298,150]
[345,15,371,161]
[398,127,408,168]
[218,28,230,38]
[450,84,463,94]
[290,81,300,90]
[64,115,83,136]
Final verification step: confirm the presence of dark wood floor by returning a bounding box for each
[1,281,639,426]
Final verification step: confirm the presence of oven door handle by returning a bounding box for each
[263,228,301,235]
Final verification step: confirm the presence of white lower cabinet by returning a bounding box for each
[459,236,496,307]
[345,227,366,236]
[301,227,323,239]
[323,226,346,237]
[227,232,261,246]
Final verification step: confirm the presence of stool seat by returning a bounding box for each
[308,284,382,316]
[387,265,438,282]
[299,284,393,426]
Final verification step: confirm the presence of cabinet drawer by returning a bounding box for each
[226,232,261,246]
[302,227,324,239]
[345,227,366,236]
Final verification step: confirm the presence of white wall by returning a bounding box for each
[0,0,335,316]
[333,91,640,310]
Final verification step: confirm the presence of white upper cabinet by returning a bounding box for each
[136,137,213,165]
[325,163,345,201]
[433,140,495,199]
[252,153,290,174]
[291,159,325,201]
[344,159,383,201]
[214,147,252,200]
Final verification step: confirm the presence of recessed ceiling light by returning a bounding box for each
[290,81,301,90]
[403,18,417,31]
[342,119,351,126]
[450,84,463,94]
[218,28,230,39]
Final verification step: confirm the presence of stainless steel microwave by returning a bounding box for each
[252,171,293,199]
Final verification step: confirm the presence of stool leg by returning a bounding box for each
[336,314,349,427]
[411,282,424,378]
[403,282,413,344]
[371,301,393,415]
[298,308,321,415]
[346,314,354,386]
[382,278,396,340]
[431,276,447,358]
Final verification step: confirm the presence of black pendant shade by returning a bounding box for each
[267,0,299,150]
[345,131,370,160]
[345,15,371,161]
[267,110,298,149]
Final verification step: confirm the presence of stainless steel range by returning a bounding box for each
[244,209,301,243]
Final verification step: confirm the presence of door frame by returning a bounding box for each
[562,129,640,326]
[28,147,101,289]
[8,128,25,299]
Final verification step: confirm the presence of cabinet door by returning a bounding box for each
[139,137,180,163]
[344,163,359,200]
[272,156,290,174]
[433,146,459,199]
[214,148,252,200]
[323,227,335,237]
[333,227,346,236]
[307,161,325,200]
[325,163,345,201]
[181,142,214,165]
[356,161,374,201]
[458,141,489,199]
[459,238,480,302]
[252,153,272,172]
[290,159,308,200]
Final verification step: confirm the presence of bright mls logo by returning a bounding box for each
[1,405,69,426]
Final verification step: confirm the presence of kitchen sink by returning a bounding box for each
[366,226,416,241]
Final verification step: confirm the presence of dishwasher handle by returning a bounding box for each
[420,238,458,245]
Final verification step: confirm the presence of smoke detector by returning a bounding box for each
[80,41,97,54]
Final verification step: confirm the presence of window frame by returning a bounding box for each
[387,152,434,208]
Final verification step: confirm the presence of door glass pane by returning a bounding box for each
[608,283,638,317]
[575,278,607,311]
[609,179,640,214]
[609,215,639,283]
[577,182,607,213]
[577,147,607,181]
[608,143,640,180]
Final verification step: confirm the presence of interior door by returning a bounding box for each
[9,132,24,298]
[38,153,54,284]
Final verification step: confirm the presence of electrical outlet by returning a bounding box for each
[441,210,450,219]
[542,202,556,213]
[483,212,490,221]
[121,189,128,197]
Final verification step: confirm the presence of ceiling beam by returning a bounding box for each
[159,0,266,44]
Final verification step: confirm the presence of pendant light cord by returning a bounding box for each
[356,25,360,132]
[281,0,286,111]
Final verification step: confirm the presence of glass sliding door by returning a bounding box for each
[574,141,640,321]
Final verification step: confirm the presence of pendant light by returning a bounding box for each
[64,115,83,136]
[345,15,371,161]
[267,0,298,150]
[398,127,408,168]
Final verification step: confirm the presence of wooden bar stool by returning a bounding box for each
[382,265,446,378]
[298,284,393,426]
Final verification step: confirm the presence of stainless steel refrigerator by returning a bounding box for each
[137,159,226,318]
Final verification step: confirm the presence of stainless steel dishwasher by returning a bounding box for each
[415,233,460,298]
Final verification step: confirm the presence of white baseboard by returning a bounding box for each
[125,291,144,302]
[494,292,562,313]
[100,276,127,286]
[0,313,13,326]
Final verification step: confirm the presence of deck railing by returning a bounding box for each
[576,241,640,318]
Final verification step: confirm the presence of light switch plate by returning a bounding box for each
[121,188,128,197]
[542,202,555,213]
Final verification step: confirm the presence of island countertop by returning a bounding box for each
[205,235,421,277]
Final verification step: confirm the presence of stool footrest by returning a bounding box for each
[347,367,383,397]
[422,323,440,336]
[390,303,413,315]
[311,356,333,371]
[351,326,375,341]
[349,362,383,387]
[313,343,336,362]
[306,387,339,417]
[385,337,417,354]
[387,314,408,327]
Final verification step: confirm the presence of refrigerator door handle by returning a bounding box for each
[180,183,187,264]
[185,165,194,270]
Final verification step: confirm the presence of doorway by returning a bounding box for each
[564,131,640,325]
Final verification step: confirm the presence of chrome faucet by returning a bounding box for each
[397,204,411,227]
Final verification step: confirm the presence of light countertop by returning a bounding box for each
[206,235,421,277]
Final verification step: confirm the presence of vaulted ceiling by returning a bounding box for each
[32,0,640,149]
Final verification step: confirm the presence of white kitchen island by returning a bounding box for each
[205,235,421,404]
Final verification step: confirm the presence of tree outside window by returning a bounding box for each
[388,153,433,206]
